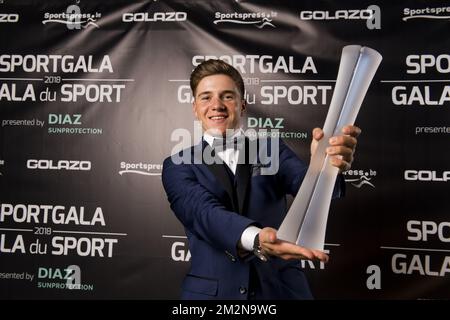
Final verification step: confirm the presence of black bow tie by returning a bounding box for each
[211,136,245,151]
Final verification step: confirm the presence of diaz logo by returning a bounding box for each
[214,11,277,28]
[343,169,377,188]
[37,265,94,291]
[42,3,101,29]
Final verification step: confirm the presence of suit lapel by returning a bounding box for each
[201,141,238,211]
[195,138,252,215]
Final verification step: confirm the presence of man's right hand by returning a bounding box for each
[258,227,329,263]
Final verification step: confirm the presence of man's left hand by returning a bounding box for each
[310,125,361,172]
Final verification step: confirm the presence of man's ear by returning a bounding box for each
[192,101,198,119]
[241,100,247,115]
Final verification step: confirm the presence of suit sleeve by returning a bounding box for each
[162,157,256,257]
[276,139,346,198]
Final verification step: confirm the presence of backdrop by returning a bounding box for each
[1,0,449,299]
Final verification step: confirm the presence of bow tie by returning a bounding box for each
[211,136,245,151]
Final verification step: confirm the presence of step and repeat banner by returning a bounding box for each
[0,0,449,299]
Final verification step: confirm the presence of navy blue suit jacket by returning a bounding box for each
[162,138,344,300]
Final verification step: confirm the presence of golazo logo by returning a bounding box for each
[0,14,19,23]
[403,7,450,21]
[299,5,381,30]
[42,4,101,29]
[118,162,162,176]
[404,170,450,182]
[27,159,91,171]
[343,169,377,188]
[213,11,277,28]
[122,12,187,23]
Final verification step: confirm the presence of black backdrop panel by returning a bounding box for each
[0,0,449,299]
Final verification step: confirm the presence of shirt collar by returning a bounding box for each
[204,127,244,148]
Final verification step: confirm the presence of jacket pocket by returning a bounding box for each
[182,274,218,296]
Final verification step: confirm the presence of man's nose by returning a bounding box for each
[210,96,226,110]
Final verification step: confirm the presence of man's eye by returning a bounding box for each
[200,96,210,101]
[224,95,234,100]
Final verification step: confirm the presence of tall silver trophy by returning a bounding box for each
[277,45,382,250]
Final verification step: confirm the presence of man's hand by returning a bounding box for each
[310,125,361,172]
[259,227,329,263]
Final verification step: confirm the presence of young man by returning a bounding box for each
[162,59,360,299]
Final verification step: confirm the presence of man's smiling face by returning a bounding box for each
[192,74,246,136]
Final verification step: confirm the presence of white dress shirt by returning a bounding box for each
[203,129,242,174]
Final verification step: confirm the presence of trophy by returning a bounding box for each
[277,45,382,250]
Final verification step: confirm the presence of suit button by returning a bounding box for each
[239,286,247,295]
[225,250,236,262]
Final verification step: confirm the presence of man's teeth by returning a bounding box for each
[210,116,226,120]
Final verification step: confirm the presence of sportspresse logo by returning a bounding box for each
[403,6,450,21]
[42,5,101,29]
[343,169,377,188]
[118,162,162,176]
[213,11,277,28]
